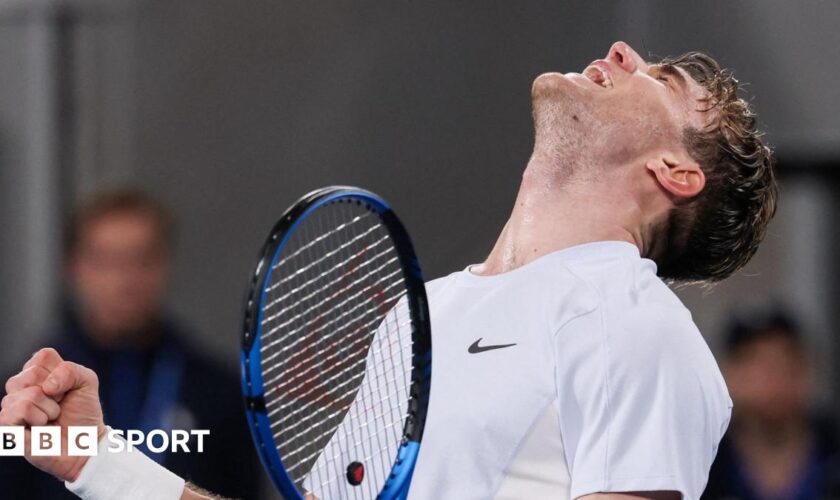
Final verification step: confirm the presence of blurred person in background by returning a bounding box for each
[703,308,840,499]
[0,188,261,499]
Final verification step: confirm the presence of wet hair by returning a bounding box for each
[654,52,777,283]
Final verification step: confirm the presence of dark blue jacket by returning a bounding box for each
[703,416,840,500]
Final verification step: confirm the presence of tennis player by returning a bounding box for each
[1,41,776,499]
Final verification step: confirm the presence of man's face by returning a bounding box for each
[724,334,811,423]
[530,41,710,169]
[69,211,170,338]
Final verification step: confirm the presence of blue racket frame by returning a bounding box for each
[241,186,432,500]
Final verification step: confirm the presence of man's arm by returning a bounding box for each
[580,493,681,500]
[0,348,226,500]
[181,482,233,500]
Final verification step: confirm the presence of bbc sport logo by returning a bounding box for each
[0,426,210,456]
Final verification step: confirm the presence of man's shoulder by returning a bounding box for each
[605,283,704,357]
[421,271,463,308]
[565,255,690,325]
[424,271,459,293]
[563,259,713,365]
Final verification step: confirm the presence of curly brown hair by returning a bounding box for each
[654,52,778,283]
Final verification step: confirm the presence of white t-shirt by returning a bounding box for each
[407,241,732,500]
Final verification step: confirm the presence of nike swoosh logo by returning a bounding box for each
[468,338,517,354]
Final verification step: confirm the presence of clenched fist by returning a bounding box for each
[0,347,106,482]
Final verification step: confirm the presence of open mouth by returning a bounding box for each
[583,64,613,89]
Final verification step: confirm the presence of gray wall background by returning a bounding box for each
[2,1,838,404]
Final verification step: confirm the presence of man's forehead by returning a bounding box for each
[648,60,716,127]
[675,66,710,100]
[647,61,703,91]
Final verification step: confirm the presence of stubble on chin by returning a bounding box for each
[531,78,677,177]
[530,80,599,178]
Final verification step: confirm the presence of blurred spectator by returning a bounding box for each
[704,308,840,499]
[1,188,260,499]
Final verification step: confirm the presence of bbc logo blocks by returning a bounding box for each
[0,426,24,456]
[1,426,98,456]
[0,426,209,456]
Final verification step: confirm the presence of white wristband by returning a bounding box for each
[65,427,186,500]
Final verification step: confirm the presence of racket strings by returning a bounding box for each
[259,279,404,379]
[312,212,412,499]
[260,261,402,347]
[259,201,414,498]
[314,207,408,499]
[269,212,373,274]
[284,392,406,478]
[271,318,411,439]
[312,303,412,497]
[262,225,386,306]
[262,315,411,400]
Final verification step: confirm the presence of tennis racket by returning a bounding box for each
[241,186,432,500]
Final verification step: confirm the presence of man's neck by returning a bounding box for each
[733,414,811,450]
[472,158,656,276]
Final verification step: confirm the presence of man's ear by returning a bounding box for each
[645,153,705,199]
